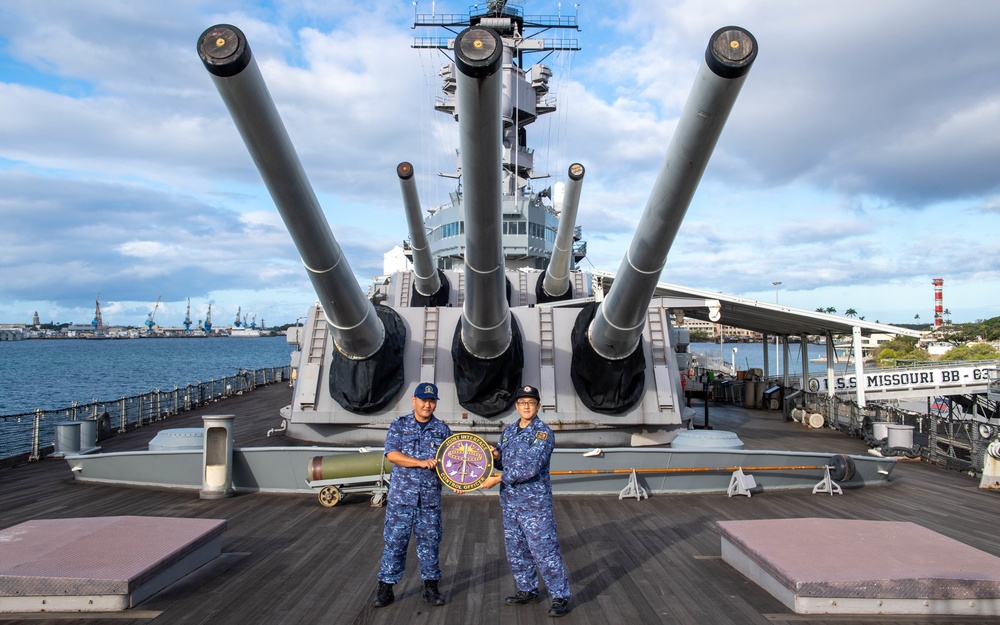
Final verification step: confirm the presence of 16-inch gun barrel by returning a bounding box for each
[198,24,384,360]
[397,162,442,298]
[541,163,585,300]
[588,26,757,360]
[454,26,511,360]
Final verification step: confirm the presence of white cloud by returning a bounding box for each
[0,0,997,327]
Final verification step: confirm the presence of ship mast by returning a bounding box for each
[412,2,584,271]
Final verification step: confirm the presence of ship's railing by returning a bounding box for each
[988,366,1000,401]
[413,37,580,51]
[797,390,999,476]
[414,7,577,26]
[0,365,290,467]
[691,356,999,475]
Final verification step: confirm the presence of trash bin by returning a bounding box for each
[743,380,757,408]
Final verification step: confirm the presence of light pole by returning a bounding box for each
[772,281,781,377]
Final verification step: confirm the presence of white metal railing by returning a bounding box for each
[0,366,289,465]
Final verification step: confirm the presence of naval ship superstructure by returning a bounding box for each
[197,2,758,447]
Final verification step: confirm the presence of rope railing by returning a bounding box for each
[0,365,290,466]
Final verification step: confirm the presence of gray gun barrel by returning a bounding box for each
[589,26,757,359]
[198,24,383,360]
[454,26,511,359]
[541,163,585,298]
[397,162,441,297]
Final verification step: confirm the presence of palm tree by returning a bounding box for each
[914,313,921,323]
[845,308,858,318]
[815,307,825,313]
[825,306,837,314]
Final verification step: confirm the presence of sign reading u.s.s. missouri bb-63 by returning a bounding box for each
[806,362,999,399]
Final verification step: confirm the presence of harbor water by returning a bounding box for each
[688,341,853,377]
[1,337,852,416]
[0,336,292,416]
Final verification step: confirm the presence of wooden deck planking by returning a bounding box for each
[1,386,1000,624]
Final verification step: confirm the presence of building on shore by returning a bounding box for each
[681,318,762,341]
[0,324,27,341]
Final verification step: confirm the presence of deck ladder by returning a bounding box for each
[572,270,585,297]
[646,308,674,409]
[518,271,528,306]
[398,271,411,308]
[297,304,328,410]
[420,306,439,382]
[538,306,557,411]
[456,272,465,307]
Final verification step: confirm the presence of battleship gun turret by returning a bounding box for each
[574,26,758,413]
[540,163,585,303]
[397,162,447,306]
[197,10,758,447]
[198,25,405,413]
[450,26,524,415]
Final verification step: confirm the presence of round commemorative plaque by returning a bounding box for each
[436,432,494,492]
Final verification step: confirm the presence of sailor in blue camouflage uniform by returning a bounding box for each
[372,382,452,608]
[482,385,571,617]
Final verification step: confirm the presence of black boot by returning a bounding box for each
[372,581,394,608]
[548,597,570,617]
[423,579,445,606]
[504,589,541,605]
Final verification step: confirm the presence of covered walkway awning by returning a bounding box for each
[592,272,920,338]
[592,272,923,408]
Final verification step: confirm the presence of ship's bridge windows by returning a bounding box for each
[502,219,527,235]
[529,222,550,240]
[440,221,465,239]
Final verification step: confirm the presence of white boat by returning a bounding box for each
[228,326,261,338]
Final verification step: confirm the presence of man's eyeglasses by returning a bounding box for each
[515,400,537,408]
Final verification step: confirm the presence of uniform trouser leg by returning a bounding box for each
[522,507,571,599]
[502,502,539,592]
[414,503,443,581]
[378,501,415,584]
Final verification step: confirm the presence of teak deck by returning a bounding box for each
[2,384,999,625]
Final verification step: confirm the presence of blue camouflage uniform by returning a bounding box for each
[377,412,452,584]
[495,417,571,600]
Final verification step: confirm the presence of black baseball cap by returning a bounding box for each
[513,385,540,400]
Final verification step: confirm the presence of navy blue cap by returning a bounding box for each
[413,382,439,400]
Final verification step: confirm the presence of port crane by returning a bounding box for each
[183,298,193,333]
[91,293,103,334]
[145,296,161,335]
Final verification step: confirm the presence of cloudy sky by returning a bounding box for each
[1,0,998,330]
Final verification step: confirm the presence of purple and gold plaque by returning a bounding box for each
[436,433,494,492]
